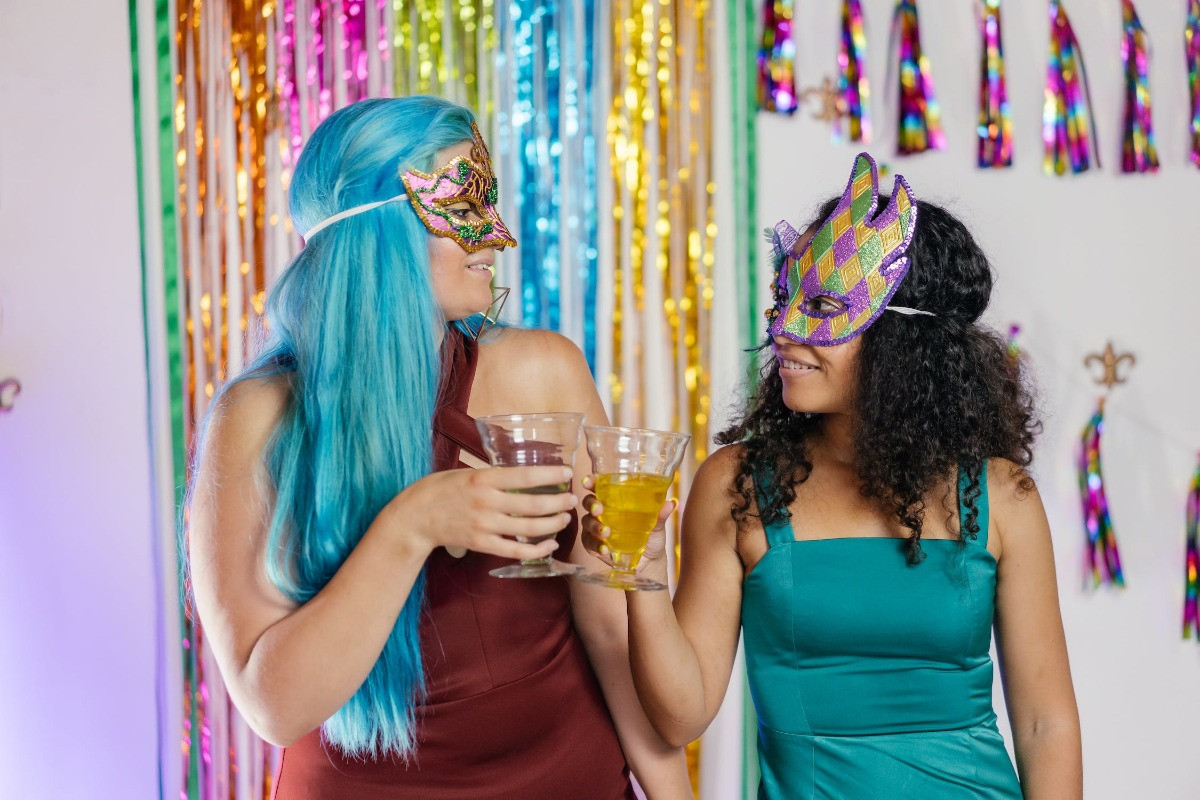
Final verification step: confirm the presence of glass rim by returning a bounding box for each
[475,411,586,425]
[583,423,691,443]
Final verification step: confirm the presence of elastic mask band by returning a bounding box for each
[303,193,408,240]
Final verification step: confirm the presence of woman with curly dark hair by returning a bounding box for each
[585,154,1082,798]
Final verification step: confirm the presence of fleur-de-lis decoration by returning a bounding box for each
[0,377,20,413]
[800,77,846,124]
[1084,342,1136,391]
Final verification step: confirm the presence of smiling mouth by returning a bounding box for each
[778,357,819,373]
[465,262,494,274]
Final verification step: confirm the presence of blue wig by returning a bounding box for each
[202,96,481,758]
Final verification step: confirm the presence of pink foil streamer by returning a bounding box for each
[892,0,945,155]
[836,0,871,143]
[1044,0,1097,174]
[1120,0,1159,173]
[1184,453,1200,640]
[757,0,798,114]
[978,0,1012,168]
[343,0,369,103]
[1079,398,1125,587]
[1186,0,1199,167]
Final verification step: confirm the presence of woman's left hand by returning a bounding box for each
[580,475,678,568]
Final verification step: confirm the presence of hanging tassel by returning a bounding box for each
[977,0,1012,168]
[1120,0,1159,172]
[835,0,870,142]
[758,0,798,113]
[892,0,945,155]
[1184,454,1200,639]
[1044,0,1098,175]
[1186,0,1199,167]
[1079,398,1125,587]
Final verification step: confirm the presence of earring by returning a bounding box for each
[470,285,511,341]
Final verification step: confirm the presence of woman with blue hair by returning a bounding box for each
[186,96,691,798]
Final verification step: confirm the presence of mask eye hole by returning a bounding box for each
[445,201,486,223]
[804,295,847,317]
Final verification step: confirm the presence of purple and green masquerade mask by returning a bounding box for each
[766,152,920,346]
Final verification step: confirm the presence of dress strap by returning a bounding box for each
[956,459,990,549]
[754,467,797,549]
[433,330,488,471]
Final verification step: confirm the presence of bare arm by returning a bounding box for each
[188,377,576,746]
[491,330,693,799]
[625,446,745,747]
[990,460,1083,799]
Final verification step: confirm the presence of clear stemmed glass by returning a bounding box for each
[474,412,586,578]
[577,424,690,591]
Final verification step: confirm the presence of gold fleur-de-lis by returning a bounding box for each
[799,77,846,124]
[1083,342,1136,391]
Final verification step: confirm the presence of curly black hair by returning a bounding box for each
[716,197,1039,564]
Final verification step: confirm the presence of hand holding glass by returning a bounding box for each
[474,413,585,578]
[579,425,690,591]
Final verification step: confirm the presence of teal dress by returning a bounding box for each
[741,463,1023,799]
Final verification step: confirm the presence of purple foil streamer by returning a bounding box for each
[757,0,798,114]
[1120,0,1159,173]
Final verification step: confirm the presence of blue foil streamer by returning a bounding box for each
[496,1,598,370]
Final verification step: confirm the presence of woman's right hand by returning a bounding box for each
[385,465,577,561]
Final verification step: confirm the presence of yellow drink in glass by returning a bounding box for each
[580,424,690,591]
[594,474,673,568]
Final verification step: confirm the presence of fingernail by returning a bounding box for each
[599,545,610,556]
[601,526,611,539]
[590,503,603,515]
[561,467,573,480]
[670,498,679,512]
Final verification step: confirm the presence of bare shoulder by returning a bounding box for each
[682,444,744,539]
[477,327,593,409]
[986,457,1048,556]
[199,373,293,475]
[986,457,1039,507]
[483,327,588,373]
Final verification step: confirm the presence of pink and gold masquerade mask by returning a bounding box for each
[766,152,929,347]
[303,122,517,254]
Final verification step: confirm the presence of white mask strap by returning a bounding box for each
[303,192,408,241]
[886,306,937,317]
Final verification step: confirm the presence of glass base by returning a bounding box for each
[576,569,667,592]
[489,558,584,579]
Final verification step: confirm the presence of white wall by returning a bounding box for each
[754,1,1200,797]
[0,0,161,797]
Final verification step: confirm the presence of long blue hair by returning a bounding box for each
[196,97,482,758]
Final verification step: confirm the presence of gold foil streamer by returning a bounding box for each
[392,0,496,125]
[176,0,281,797]
[605,0,715,792]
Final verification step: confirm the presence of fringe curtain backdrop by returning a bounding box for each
[131,0,744,798]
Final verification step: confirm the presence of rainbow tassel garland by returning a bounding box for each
[1079,398,1125,587]
[758,0,798,113]
[1184,455,1200,639]
[1120,0,1159,173]
[978,0,1012,168]
[1044,0,1097,174]
[1187,0,1200,167]
[892,0,944,155]
[836,0,870,143]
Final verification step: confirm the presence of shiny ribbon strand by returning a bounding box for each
[1184,454,1200,639]
[757,0,797,114]
[1119,0,1159,173]
[1044,0,1097,174]
[892,0,945,155]
[1184,0,1199,166]
[977,0,1012,168]
[836,0,870,144]
[1079,398,1126,588]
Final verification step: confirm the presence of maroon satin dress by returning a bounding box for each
[273,331,635,799]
